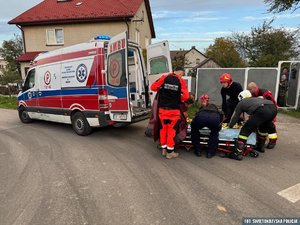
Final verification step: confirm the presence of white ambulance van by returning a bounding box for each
[18,32,172,135]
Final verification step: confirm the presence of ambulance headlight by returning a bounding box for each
[95,35,111,40]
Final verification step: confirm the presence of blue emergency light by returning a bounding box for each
[95,35,111,40]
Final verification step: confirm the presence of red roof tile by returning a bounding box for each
[17,51,45,62]
[9,0,155,37]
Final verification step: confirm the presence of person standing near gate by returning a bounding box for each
[150,66,189,159]
[220,73,243,123]
[277,74,288,107]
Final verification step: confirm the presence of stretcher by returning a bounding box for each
[177,124,259,158]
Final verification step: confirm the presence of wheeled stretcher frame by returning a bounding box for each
[177,124,260,158]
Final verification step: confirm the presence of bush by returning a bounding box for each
[0,70,21,85]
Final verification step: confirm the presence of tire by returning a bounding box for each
[71,112,92,136]
[18,107,33,123]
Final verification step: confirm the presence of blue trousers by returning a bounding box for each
[191,112,221,155]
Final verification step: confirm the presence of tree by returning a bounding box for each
[232,20,300,67]
[265,0,300,13]
[171,53,191,71]
[0,35,23,82]
[205,38,246,68]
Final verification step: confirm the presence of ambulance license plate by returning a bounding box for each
[113,113,127,120]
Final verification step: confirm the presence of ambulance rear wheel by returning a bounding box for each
[72,112,92,136]
[18,107,33,123]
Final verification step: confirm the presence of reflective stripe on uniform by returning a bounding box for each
[238,135,248,140]
[268,133,278,139]
[258,130,268,137]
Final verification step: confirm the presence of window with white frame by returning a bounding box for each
[46,28,64,45]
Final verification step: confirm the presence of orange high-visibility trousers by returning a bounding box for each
[158,108,181,150]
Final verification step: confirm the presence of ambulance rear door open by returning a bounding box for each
[146,41,172,102]
[106,32,132,122]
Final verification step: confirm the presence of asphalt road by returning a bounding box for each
[0,109,299,225]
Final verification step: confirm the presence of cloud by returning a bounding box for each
[159,32,196,37]
[155,38,214,43]
[0,1,42,19]
[152,10,183,20]
[181,16,227,23]
[283,27,300,32]
[0,21,19,35]
[0,1,42,43]
[151,0,264,11]
[204,31,232,36]
[153,10,227,23]
[242,13,300,21]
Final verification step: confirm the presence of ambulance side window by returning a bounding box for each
[149,56,169,75]
[23,69,35,92]
[107,49,126,87]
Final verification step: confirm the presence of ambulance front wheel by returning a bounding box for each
[71,112,92,136]
[18,107,33,123]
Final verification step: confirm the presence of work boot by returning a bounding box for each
[229,140,244,161]
[166,151,179,159]
[228,151,243,161]
[206,153,215,159]
[266,141,276,149]
[256,136,266,153]
[194,150,202,157]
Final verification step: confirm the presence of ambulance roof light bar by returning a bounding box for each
[94,35,111,40]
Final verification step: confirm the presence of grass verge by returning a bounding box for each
[0,96,17,110]
[279,108,300,119]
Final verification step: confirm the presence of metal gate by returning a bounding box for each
[246,68,279,99]
[196,64,300,109]
[196,68,246,105]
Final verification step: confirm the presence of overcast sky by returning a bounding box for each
[0,0,299,51]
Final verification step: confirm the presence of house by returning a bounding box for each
[170,46,221,75]
[9,0,155,78]
[0,57,7,76]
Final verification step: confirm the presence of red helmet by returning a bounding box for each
[219,73,233,84]
[200,94,209,105]
[200,94,209,101]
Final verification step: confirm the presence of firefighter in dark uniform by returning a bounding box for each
[220,73,243,123]
[228,90,277,160]
[151,67,189,159]
[247,82,278,150]
[191,94,223,158]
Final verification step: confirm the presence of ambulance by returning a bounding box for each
[18,32,172,135]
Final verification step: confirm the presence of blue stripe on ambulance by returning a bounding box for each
[18,86,127,101]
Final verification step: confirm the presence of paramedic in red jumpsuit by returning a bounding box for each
[151,67,189,159]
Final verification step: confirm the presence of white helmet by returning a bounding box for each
[238,90,252,101]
